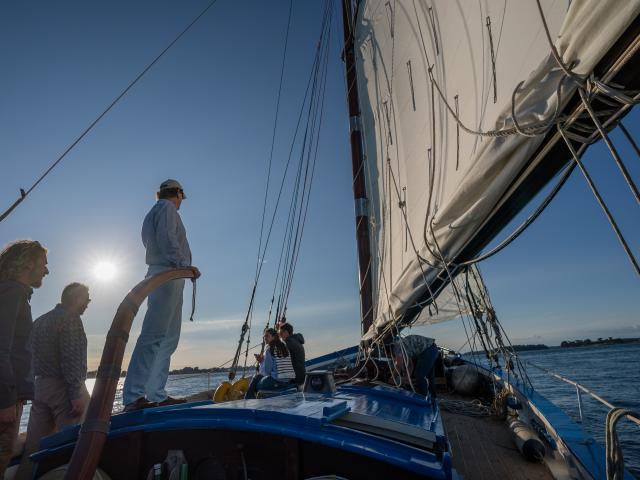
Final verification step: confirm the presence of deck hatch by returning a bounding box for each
[331,411,437,451]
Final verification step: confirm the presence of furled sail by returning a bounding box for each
[354,0,640,339]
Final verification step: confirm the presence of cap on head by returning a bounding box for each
[159,179,186,199]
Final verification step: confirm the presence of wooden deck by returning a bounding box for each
[441,406,554,480]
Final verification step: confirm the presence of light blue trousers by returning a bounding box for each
[123,266,185,405]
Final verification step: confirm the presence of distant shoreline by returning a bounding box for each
[558,337,640,349]
[466,337,640,354]
[87,338,640,377]
[86,366,230,379]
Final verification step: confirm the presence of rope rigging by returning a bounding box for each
[0,0,222,224]
[365,0,640,334]
[229,0,335,378]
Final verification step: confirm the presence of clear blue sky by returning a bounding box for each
[1,1,638,369]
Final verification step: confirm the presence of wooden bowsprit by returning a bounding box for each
[64,267,199,480]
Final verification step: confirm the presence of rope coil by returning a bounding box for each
[606,408,640,480]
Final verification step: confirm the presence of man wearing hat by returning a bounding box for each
[122,179,200,412]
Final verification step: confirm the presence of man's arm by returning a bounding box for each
[0,286,24,410]
[155,204,189,267]
[58,318,87,403]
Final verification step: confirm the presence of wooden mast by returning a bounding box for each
[341,0,374,335]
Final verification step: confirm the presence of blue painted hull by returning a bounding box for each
[22,348,632,479]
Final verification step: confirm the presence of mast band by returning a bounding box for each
[355,198,369,217]
[350,116,361,133]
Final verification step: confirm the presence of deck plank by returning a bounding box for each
[441,407,553,480]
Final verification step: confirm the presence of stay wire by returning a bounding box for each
[254,0,294,279]
[0,0,221,224]
[241,4,332,348]
[274,1,333,313]
[282,23,331,308]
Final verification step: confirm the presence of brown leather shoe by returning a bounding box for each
[123,397,158,412]
[158,396,187,407]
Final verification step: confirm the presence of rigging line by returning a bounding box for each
[411,0,567,140]
[284,22,331,294]
[256,17,326,288]
[282,121,321,306]
[456,83,636,268]
[533,0,582,85]
[578,88,640,204]
[558,126,640,276]
[426,84,569,269]
[269,11,328,312]
[428,216,461,303]
[242,306,254,373]
[457,161,576,266]
[0,0,221,224]
[279,3,333,309]
[254,0,294,279]
[387,165,439,310]
[393,325,416,393]
[469,266,532,387]
[618,121,640,159]
[243,5,331,333]
[426,226,496,372]
[282,54,329,308]
[276,40,322,309]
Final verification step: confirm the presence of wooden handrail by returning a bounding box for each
[64,267,198,480]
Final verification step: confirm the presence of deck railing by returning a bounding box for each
[524,360,640,428]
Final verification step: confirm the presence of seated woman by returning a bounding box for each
[245,328,296,399]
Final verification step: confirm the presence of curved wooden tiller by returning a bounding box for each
[64,268,198,480]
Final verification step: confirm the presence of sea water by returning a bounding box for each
[19,344,640,476]
[518,343,640,477]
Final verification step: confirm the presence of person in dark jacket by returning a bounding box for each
[0,240,48,476]
[393,335,439,398]
[278,323,306,385]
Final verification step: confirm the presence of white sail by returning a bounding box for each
[355,0,640,339]
[410,265,482,326]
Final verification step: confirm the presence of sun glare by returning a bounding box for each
[93,261,117,282]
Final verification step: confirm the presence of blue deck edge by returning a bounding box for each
[468,360,634,480]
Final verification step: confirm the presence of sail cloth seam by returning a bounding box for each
[0,0,222,224]
[358,0,640,339]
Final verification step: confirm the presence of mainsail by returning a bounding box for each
[351,0,640,339]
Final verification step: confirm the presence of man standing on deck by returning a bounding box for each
[0,240,48,476]
[123,179,200,412]
[278,322,306,385]
[16,283,91,480]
